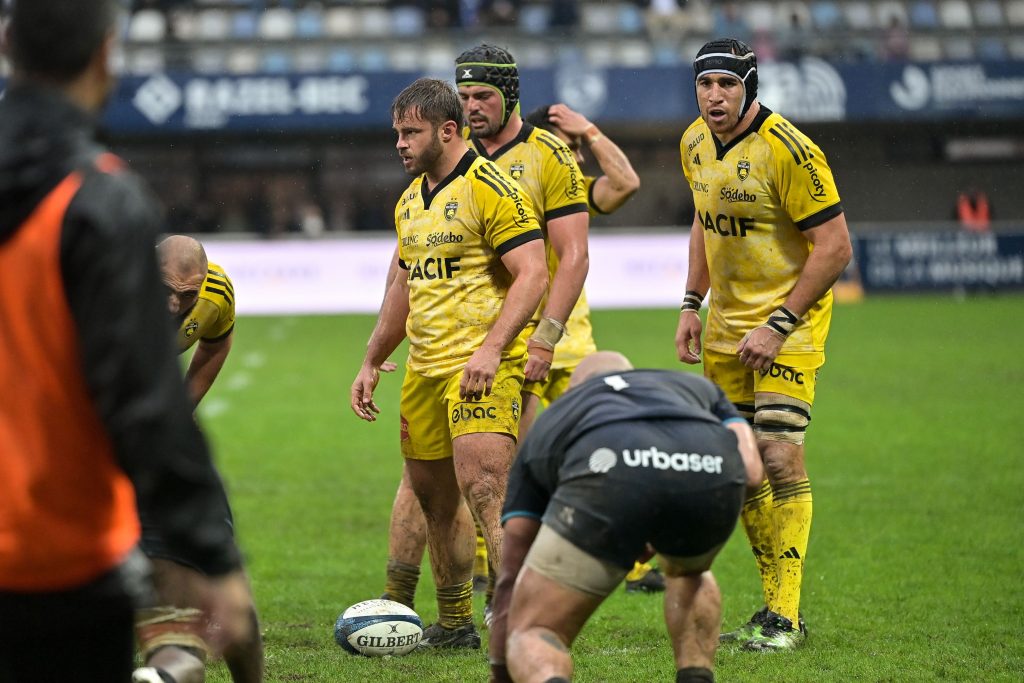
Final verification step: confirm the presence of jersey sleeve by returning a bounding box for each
[584,175,607,216]
[535,130,588,221]
[200,266,235,341]
[472,160,543,255]
[767,120,843,230]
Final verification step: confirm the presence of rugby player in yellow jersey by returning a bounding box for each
[524,103,668,595]
[675,38,852,651]
[137,234,263,683]
[158,235,236,406]
[351,78,547,649]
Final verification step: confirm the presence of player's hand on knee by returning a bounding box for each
[737,326,784,371]
[675,310,703,364]
[524,339,554,381]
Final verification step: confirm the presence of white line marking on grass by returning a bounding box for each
[242,352,266,369]
[200,398,230,419]
[225,373,251,391]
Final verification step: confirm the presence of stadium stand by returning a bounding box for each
[113,0,1020,74]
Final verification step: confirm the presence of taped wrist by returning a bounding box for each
[528,317,566,349]
[680,290,704,313]
[583,124,603,145]
[763,306,800,337]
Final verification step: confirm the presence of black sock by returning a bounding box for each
[677,667,714,683]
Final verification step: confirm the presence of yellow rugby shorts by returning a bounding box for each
[399,360,525,460]
[703,347,824,409]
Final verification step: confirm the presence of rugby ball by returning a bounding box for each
[333,599,423,656]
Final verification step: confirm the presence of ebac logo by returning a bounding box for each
[759,363,805,385]
[451,404,498,423]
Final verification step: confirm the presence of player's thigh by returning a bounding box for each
[752,351,823,448]
[511,525,621,645]
[400,368,453,460]
[448,359,523,479]
[703,348,755,417]
[541,367,574,404]
[752,351,823,408]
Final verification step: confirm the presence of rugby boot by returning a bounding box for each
[742,610,806,651]
[721,606,806,643]
[625,567,666,593]
[416,622,481,650]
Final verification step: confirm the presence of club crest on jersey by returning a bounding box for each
[737,160,750,181]
[444,201,459,221]
[509,163,525,180]
[184,319,199,338]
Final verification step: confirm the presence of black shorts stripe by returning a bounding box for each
[495,229,543,256]
[769,128,803,165]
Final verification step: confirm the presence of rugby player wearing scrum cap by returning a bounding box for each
[675,38,853,650]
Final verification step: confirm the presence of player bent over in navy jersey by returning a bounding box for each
[488,352,764,683]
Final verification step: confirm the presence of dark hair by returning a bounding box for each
[9,0,119,82]
[524,105,554,133]
[391,78,462,129]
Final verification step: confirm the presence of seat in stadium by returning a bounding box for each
[875,1,910,29]
[841,1,875,30]
[226,47,260,75]
[263,51,293,74]
[230,11,258,40]
[618,40,654,68]
[195,48,229,74]
[1008,1,1024,27]
[260,8,297,40]
[127,48,165,75]
[294,49,327,73]
[943,36,974,60]
[745,2,776,32]
[775,2,814,32]
[908,35,943,61]
[972,0,1004,27]
[937,0,972,29]
[128,9,167,42]
[392,5,425,37]
[809,1,843,30]
[358,47,392,73]
[327,48,357,72]
[519,4,550,35]
[618,3,645,34]
[908,1,940,29]
[421,44,458,72]
[976,37,1007,60]
[1008,35,1024,59]
[581,3,618,34]
[195,8,231,41]
[389,45,423,71]
[296,7,325,39]
[324,7,358,38]
[358,7,392,38]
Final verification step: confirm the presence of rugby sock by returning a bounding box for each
[486,561,496,606]
[676,666,714,682]
[474,523,489,580]
[436,580,474,629]
[384,559,420,609]
[771,478,813,627]
[625,561,653,582]
[741,480,779,608]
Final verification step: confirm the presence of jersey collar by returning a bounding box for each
[420,149,477,210]
[713,105,773,161]
[470,122,534,161]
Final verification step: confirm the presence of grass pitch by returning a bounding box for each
[199,294,1024,682]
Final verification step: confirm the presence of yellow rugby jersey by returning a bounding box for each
[470,123,592,370]
[583,175,607,217]
[680,107,844,354]
[177,262,235,354]
[395,151,543,378]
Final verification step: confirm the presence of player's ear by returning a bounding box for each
[440,120,458,141]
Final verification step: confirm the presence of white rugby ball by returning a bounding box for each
[333,599,423,657]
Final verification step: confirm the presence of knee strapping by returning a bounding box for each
[135,606,210,661]
[754,398,810,445]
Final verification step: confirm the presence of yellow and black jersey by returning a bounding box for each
[177,262,235,354]
[680,107,844,354]
[583,175,608,217]
[470,123,593,370]
[395,150,543,378]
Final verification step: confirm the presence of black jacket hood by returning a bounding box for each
[0,83,101,243]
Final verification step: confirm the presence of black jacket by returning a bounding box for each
[0,83,241,577]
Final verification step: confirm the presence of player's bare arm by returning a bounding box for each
[548,105,640,213]
[738,213,853,371]
[489,515,541,683]
[677,215,710,364]
[352,252,410,421]
[524,212,589,382]
[186,332,233,407]
[462,239,548,400]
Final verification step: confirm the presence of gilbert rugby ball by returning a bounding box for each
[333,599,423,656]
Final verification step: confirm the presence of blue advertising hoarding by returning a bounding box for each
[2,59,1022,133]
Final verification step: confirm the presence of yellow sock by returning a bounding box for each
[741,480,779,609]
[625,561,652,582]
[436,580,474,629]
[384,559,419,609]
[473,524,488,579]
[771,479,812,626]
